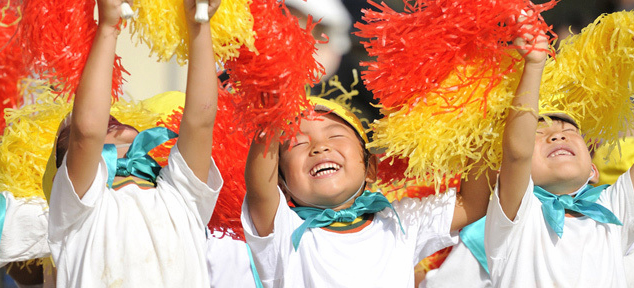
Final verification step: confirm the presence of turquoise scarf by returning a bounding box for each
[101,127,178,187]
[534,184,622,237]
[290,190,404,250]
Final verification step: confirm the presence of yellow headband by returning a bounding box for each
[307,96,368,144]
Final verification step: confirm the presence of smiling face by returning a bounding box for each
[531,119,595,194]
[279,113,375,210]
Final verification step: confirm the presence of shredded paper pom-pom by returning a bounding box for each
[225,0,324,145]
[540,11,634,154]
[19,0,127,100]
[355,0,555,111]
[0,83,161,201]
[0,1,25,133]
[129,0,256,64]
[370,55,524,187]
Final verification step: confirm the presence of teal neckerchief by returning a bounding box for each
[290,190,405,250]
[101,127,178,187]
[0,194,6,243]
[534,184,623,238]
[459,216,488,274]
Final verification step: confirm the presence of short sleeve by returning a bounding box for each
[390,188,459,264]
[0,192,50,266]
[600,169,634,252]
[241,187,302,284]
[158,144,222,225]
[484,176,537,263]
[48,154,108,234]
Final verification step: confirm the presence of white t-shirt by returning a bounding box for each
[48,145,222,288]
[241,187,458,288]
[421,239,491,288]
[485,171,634,288]
[0,193,50,267]
[206,230,257,288]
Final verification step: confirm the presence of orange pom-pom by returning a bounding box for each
[19,0,127,100]
[225,0,324,145]
[356,0,555,111]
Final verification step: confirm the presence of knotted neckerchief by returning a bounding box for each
[101,127,178,187]
[290,190,405,250]
[534,184,623,237]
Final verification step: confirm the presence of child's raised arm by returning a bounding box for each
[245,133,282,237]
[451,160,497,231]
[66,0,126,198]
[176,0,221,183]
[498,12,549,220]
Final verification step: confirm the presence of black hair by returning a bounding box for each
[538,115,579,130]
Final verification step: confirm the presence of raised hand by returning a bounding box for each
[514,9,550,65]
[184,0,221,24]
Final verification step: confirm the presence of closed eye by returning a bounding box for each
[293,142,308,148]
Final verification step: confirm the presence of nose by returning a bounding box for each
[310,144,330,155]
[547,132,566,142]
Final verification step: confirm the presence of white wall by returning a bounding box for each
[116,28,188,101]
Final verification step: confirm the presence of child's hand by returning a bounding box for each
[514,10,549,65]
[184,0,221,24]
[97,0,128,28]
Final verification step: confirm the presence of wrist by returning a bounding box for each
[524,59,546,70]
[96,24,121,39]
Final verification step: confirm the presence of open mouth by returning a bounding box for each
[548,148,574,158]
[310,162,341,177]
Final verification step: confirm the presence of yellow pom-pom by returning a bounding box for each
[541,11,634,151]
[129,0,256,64]
[0,89,72,200]
[1,84,163,201]
[369,54,524,187]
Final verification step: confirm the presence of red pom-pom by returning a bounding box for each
[0,2,26,133]
[355,0,555,111]
[19,0,127,100]
[225,0,324,145]
[377,155,409,184]
[206,86,250,241]
[150,84,249,241]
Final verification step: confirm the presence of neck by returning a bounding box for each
[301,184,365,211]
[538,179,590,196]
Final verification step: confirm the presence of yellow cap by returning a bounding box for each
[307,96,368,143]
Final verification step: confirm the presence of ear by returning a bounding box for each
[589,163,600,184]
[365,154,379,184]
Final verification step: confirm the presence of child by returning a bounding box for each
[47,0,223,287]
[242,95,494,287]
[484,16,633,287]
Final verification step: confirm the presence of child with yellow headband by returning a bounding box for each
[484,13,633,287]
[47,0,223,287]
[242,93,494,287]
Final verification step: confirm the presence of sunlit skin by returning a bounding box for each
[279,114,373,211]
[103,126,139,158]
[530,120,597,195]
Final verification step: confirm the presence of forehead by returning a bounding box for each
[299,113,355,134]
